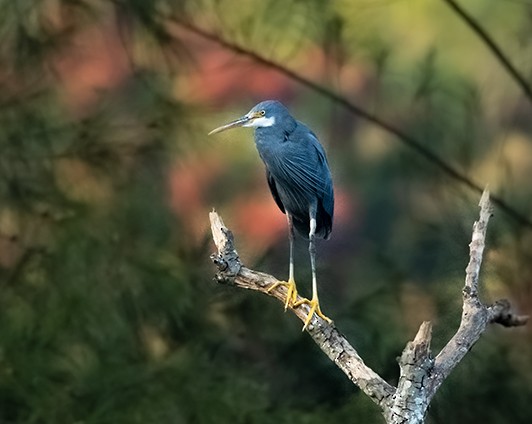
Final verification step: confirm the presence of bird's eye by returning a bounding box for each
[259,110,266,116]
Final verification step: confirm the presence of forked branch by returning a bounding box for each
[208,190,527,423]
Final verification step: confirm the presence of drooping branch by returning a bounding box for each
[208,190,527,424]
[173,20,478,194]
[171,19,532,231]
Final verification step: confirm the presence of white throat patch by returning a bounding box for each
[243,115,276,128]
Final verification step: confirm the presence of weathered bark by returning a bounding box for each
[209,212,395,408]
[385,322,433,424]
[208,191,528,423]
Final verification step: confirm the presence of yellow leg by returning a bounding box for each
[293,215,332,331]
[267,277,298,310]
[267,213,299,310]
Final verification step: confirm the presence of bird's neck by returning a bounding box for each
[255,125,282,136]
[254,126,286,148]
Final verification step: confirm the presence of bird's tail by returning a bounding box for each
[293,213,332,240]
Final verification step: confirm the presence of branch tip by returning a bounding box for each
[209,211,227,250]
[209,211,241,276]
[479,188,489,207]
[414,321,433,346]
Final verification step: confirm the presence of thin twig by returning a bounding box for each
[441,0,532,104]
[464,189,492,297]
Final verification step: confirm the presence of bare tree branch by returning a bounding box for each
[172,19,532,232]
[209,211,396,408]
[385,321,433,423]
[441,0,532,105]
[427,190,528,400]
[208,190,527,423]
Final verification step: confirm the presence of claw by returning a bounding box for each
[293,297,332,331]
[267,277,298,310]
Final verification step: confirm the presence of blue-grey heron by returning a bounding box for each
[209,100,334,329]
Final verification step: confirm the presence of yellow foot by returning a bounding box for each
[293,297,332,331]
[267,278,298,310]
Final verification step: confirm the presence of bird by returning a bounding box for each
[209,100,334,330]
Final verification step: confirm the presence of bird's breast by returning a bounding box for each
[254,133,289,161]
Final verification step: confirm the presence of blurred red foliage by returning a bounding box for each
[172,26,296,106]
[51,21,131,115]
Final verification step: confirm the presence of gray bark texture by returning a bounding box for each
[208,190,528,423]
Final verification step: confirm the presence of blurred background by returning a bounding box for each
[0,0,531,423]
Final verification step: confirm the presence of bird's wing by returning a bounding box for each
[304,132,334,238]
[273,131,334,215]
[310,133,334,220]
[266,169,286,214]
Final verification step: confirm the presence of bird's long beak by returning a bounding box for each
[208,115,252,135]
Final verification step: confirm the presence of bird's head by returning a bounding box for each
[208,100,292,135]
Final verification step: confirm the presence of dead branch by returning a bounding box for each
[427,191,528,399]
[209,211,395,407]
[208,190,527,423]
